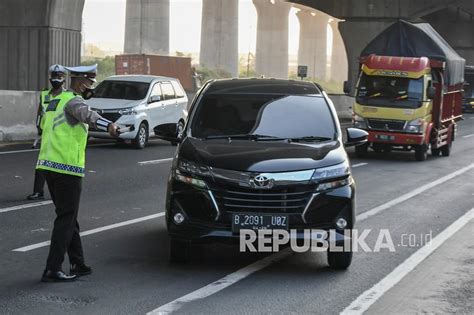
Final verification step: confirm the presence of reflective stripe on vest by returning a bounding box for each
[36,91,88,177]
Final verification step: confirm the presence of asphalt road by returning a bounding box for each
[0,114,473,314]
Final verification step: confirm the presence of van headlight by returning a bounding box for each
[353,114,367,129]
[174,160,210,189]
[118,108,137,115]
[405,118,424,133]
[312,161,351,192]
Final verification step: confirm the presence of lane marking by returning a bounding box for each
[357,162,474,221]
[352,163,368,168]
[0,142,116,155]
[0,201,53,214]
[148,248,293,315]
[341,207,474,315]
[138,158,173,166]
[462,133,474,138]
[147,162,474,314]
[12,212,165,252]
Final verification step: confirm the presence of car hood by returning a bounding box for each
[178,137,346,173]
[86,98,143,110]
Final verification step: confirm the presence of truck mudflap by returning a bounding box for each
[367,130,425,146]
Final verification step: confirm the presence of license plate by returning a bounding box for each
[376,134,395,141]
[232,213,288,233]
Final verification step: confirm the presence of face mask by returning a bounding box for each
[49,79,63,90]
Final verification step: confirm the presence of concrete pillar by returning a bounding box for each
[296,9,329,81]
[253,0,291,78]
[124,0,169,55]
[199,0,239,77]
[338,19,394,94]
[0,0,84,91]
[329,19,348,83]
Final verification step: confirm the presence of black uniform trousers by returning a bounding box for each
[44,170,85,271]
[33,169,46,194]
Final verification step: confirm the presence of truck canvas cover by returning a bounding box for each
[361,20,465,85]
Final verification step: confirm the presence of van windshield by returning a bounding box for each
[94,80,150,100]
[191,94,335,140]
[356,74,424,108]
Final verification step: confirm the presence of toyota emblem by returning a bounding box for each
[250,175,273,189]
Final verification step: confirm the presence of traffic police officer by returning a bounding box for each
[39,64,119,282]
[27,64,67,200]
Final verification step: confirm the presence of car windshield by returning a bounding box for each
[94,80,150,100]
[191,94,335,140]
[356,74,424,108]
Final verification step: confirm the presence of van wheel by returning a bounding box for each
[171,120,185,146]
[414,144,427,161]
[327,250,352,270]
[355,143,369,158]
[169,238,190,263]
[132,123,148,149]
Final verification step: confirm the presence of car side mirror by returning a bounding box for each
[153,123,180,143]
[426,86,436,99]
[343,81,351,95]
[344,128,368,147]
[149,95,161,103]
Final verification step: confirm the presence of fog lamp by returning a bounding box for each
[174,213,185,224]
[336,217,347,229]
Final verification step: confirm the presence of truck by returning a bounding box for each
[115,54,200,93]
[463,65,474,112]
[346,20,465,161]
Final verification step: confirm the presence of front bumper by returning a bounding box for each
[367,130,425,146]
[165,179,355,244]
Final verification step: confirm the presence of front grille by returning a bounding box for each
[100,112,122,122]
[212,186,314,214]
[367,119,405,131]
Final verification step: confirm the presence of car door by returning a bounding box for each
[146,82,165,131]
[160,82,177,124]
[171,80,188,122]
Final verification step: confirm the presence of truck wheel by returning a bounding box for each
[441,133,452,157]
[327,250,352,270]
[414,144,427,161]
[431,147,441,156]
[132,122,148,149]
[169,238,190,263]
[355,143,369,158]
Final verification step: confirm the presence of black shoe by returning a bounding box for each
[27,192,44,200]
[70,263,92,276]
[41,270,77,282]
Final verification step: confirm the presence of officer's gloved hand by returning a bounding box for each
[108,123,120,137]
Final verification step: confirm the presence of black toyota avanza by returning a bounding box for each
[155,79,367,269]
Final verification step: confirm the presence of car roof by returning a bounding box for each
[104,75,177,83]
[205,78,323,95]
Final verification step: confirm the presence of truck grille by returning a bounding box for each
[368,119,406,131]
[212,186,314,214]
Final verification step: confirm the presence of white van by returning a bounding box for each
[87,75,188,149]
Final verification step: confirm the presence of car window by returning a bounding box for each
[150,83,162,98]
[161,83,175,100]
[171,81,185,98]
[191,94,335,139]
[94,80,150,100]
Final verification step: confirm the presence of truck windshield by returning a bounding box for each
[191,94,335,140]
[94,80,150,100]
[356,74,424,108]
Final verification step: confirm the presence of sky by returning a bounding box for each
[82,0,302,54]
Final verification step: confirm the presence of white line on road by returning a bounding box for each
[138,158,173,166]
[0,149,39,155]
[0,201,53,214]
[341,207,474,315]
[352,163,368,168]
[147,162,474,314]
[462,133,474,138]
[12,212,165,252]
[148,248,293,315]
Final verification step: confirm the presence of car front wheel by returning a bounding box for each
[132,122,148,149]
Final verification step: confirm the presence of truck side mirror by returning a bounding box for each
[343,81,351,95]
[426,86,436,99]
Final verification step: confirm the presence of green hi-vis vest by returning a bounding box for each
[39,89,57,130]
[36,91,89,177]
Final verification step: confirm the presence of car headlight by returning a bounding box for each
[174,160,210,189]
[405,118,424,133]
[353,114,367,129]
[312,161,351,192]
[118,108,137,115]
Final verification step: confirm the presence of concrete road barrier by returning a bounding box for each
[0,90,39,142]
